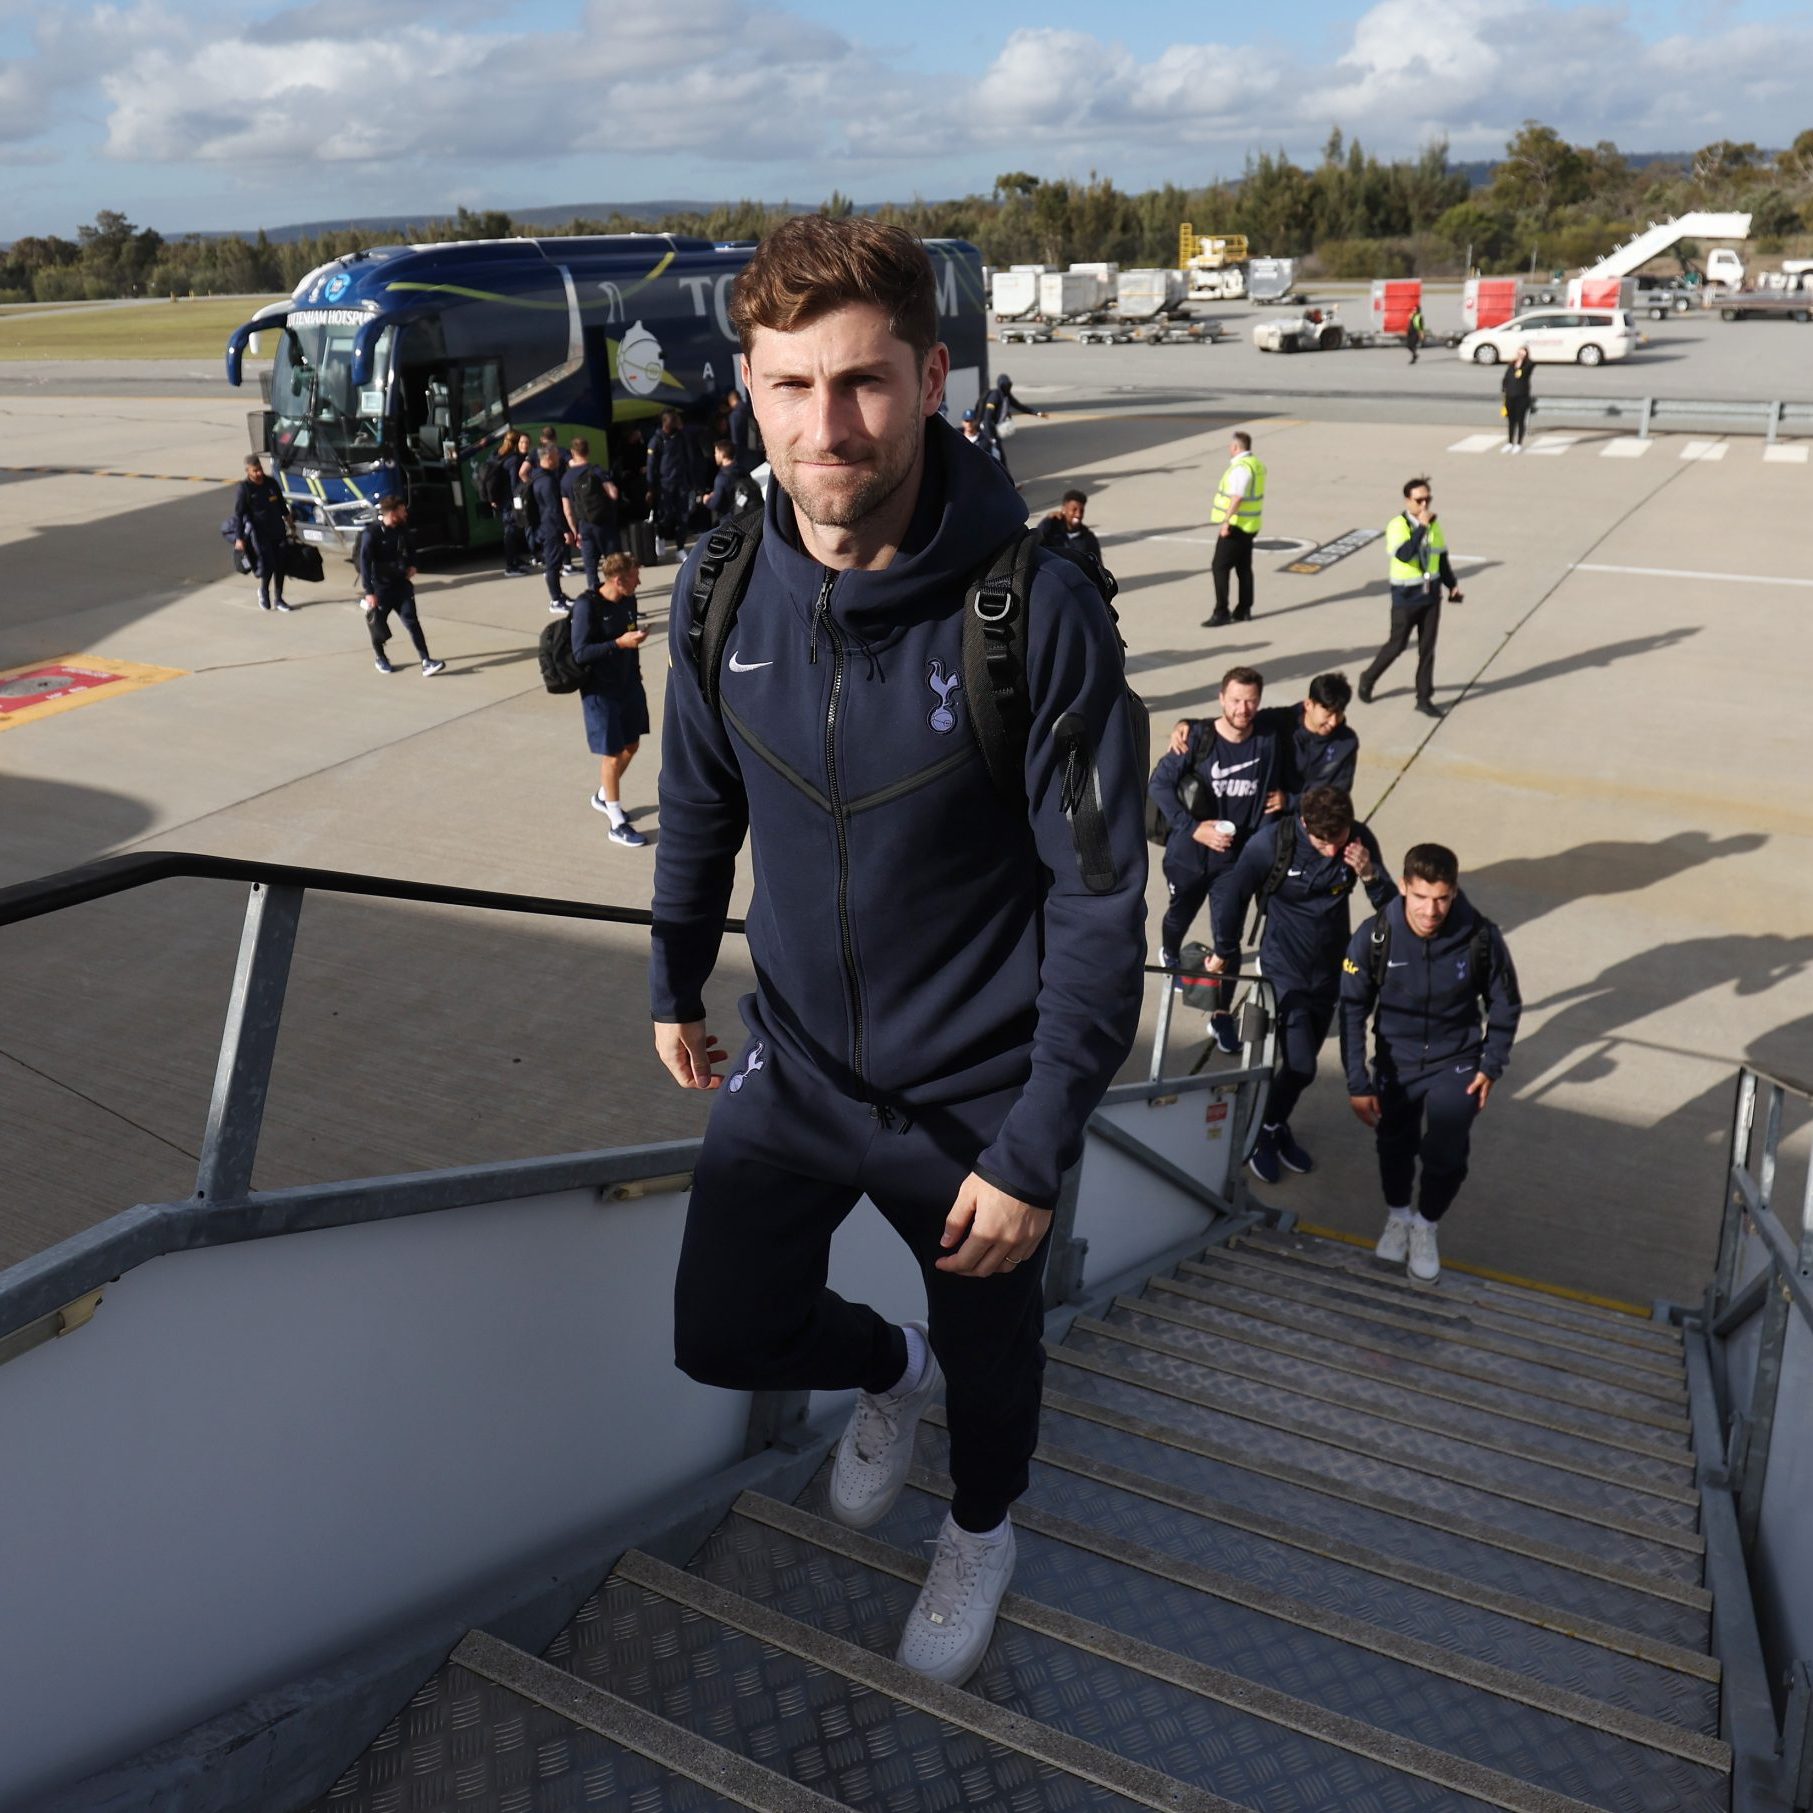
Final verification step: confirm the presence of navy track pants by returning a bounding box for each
[672,1037,1049,1532]
[1376,1063,1481,1222]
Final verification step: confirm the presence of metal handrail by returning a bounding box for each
[1518,394,1813,444]
[0,849,740,935]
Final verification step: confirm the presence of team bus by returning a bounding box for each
[224,233,989,558]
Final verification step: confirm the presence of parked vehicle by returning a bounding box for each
[1712,282,1812,322]
[1253,309,1347,353]
[1458,308,1641,367]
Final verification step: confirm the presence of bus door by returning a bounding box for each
[452,359,508,547]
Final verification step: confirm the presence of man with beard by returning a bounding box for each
[653,215,1146,1689]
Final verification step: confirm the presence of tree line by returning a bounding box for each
[5,122,1811,305]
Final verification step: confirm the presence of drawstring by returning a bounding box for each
[1059,739,1087,815]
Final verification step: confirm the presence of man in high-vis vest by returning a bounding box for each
[1203,430,1266,628]
[1357,475,1464,720]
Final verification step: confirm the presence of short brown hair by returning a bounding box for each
[601,552,639,583]
[729,215,939,361]
[1231,430,1252,451]
[569,435,590,457]
[1299,785,1354,843]
[1403,842,1459,886]
[1221,666,1263,693]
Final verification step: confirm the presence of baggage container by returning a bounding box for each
[1116,269,1186,320]
[1462,276,1520,331]
[1567,275,1636,310]
[1247,258,1298,303]
[1038,270,1106,320]
[990,270,1040,320]
[1370,278,1422,334]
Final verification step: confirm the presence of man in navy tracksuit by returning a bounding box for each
[1208,785,1396,1184]
[1148,667,1292,1053]
[357,496,444,677]
[645,410,692,552]
[1340,842,1521,1281]
[1288,673,1358,801]
[652,217,1146,1689]
[231,455,294,612]
[530,447,572,612]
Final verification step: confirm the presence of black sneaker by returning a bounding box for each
[1273,1125,1315,1173]
[1247,1127,1281,1185]
[1357,676,1375,704]
[1201,613,1231,628]
[1416,699,1446,720]
[1210,1012,1241,1055]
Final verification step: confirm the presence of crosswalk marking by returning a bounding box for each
[1446,434,1800,463]
[1601,439,1653,458]
[1679,440,1727,461]
[1525,434,1580,456]
[1763,444,1810,463]
[1446,433,1502,453]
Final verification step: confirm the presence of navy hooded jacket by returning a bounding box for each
[650,417,1149,1209]
[1211,815,1397,993]
[1289,703,1358,803]
[645,428,690,508]
[1338,892,1521,1093]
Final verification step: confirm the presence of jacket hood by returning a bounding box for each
[760,414,1028,641]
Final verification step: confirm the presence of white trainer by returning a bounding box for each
[827,1324,942,1530]
[1374,1210,1411,1265]
[1408,1215,1441,1281]
[896,1514,1016,1686]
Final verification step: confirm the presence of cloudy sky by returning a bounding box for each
[2,0,1807,240]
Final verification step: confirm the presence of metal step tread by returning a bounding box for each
[551,1547,1240,1813]
[1111,1294,1692,1471]
[1146,1275,1691,1437]
[1177,1259,1688,1402]
[1084,1310,1697,1506]
[1240,1227,1677,1343]
[917,1410,1715,1691]
[881,1463,1726,1766]
[1035,1392,1714,1638]
[306,1634,837,1813]
[1210,1241,1685,1367]
[1046,1344,1706,1583]
[711,1492,1623,1813]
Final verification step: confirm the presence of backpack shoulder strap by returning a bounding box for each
[688,507,765,714]
[1249,815,1296,941]
[1368,908,1393,993]
[1471,919,1495,1003]
[961,525,1040,806]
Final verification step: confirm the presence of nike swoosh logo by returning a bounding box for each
[1287,869,1303,877]
[1208,756,1260,780]
[727,652,772,673]
[1387,960,1409,967]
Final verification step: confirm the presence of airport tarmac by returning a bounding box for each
[0,363,1808,1308]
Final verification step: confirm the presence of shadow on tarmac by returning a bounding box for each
[1463,626,1702,698]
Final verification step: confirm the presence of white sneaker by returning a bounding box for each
[827,1323,942,1530]
[420,659,446,677]
[589,790,613,814]
[896,1515,1016,1686]
[1408,1215,1440,1281]
[1374,1210,1411,1265]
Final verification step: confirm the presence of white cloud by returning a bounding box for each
[3,0,1811,225]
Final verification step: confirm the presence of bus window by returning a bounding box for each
[271,323,392,466]
[456,361,507,446]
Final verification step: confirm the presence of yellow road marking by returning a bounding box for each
[1293,1221,1656,1318]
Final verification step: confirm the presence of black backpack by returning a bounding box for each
[687,510,1148,895]
[538,611,587,694]
[573,463,614,527]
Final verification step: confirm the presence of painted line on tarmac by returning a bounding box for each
[1574,562,1813,590]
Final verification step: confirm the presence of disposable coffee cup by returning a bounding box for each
[1214,820,1236,837]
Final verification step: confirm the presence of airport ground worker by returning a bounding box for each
[1203,430,1266,627]
[1357,476,1463,719]
[1339,842,1522,1281]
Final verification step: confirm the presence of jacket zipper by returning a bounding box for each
[817,570,867,1094]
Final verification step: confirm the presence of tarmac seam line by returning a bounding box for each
[1365,454,1697,821]
[0,1044,201,1164]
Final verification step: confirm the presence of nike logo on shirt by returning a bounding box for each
[1208,756,1259,781]
[728,651,772,672]
[1387,960,1409,967]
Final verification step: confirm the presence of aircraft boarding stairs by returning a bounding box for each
[1,859,1809,1813]
[315,1226,1728,1813]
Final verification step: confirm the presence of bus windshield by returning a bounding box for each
[270,322,393,468]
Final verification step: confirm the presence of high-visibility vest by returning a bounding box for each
[1209,453,1266,531]
[1387,511,1447,587]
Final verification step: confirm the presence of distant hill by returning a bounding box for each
[1451,151,1695,189]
